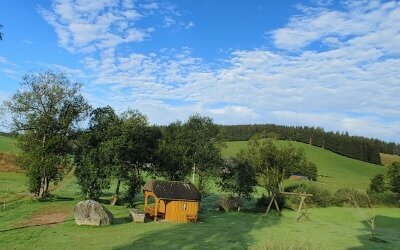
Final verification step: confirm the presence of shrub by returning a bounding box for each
[387,162,400,193]
[285,183,332,208]
[218,195,237,212]
[368,191,400,207]
[333,188,370,207]
[255,193,285,211]
[368,173,385,193]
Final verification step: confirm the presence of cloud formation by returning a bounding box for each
[39,0,400,142]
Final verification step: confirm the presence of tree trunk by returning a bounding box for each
[38,176,48,198]
[111,179,121,205]
[237,193,241,212]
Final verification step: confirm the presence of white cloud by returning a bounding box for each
[38,0,148,53]
[271,1,400,51]
[39,0,400,142]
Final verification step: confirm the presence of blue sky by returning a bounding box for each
[0,0,399,143]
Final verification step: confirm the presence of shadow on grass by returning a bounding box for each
[113,211,281,249]
[349,215,400,249]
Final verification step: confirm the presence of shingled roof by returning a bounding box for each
[143,180,201,201]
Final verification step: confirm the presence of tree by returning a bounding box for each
[183,114,224,194]
[218,158,256,211]
[156,114,224,194]
[74,106,119,200]
[368,173,385,193]
[240,133,314,196]
[387,162,400,193]
[112,110,161,206]
[156,122,190,180]
[4,71,90,197]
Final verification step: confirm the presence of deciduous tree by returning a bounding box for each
[218,158,256,211]
[4,71,90,197]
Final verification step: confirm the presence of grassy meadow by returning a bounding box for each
[0,135,19,153]
[0,138,399,249]
[222,140,386,192]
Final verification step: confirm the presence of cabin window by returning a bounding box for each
[183,203,187,210]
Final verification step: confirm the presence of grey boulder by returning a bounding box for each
[74,200,114,226]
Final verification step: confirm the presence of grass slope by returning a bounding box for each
[0,135,18,153]
[223,140,386,191]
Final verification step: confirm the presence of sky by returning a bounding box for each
[0,0,399,143]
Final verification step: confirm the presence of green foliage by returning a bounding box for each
[239,134,316,195]
[3,71,90,197]
[333,188,370,207]
[255,193,285,211]
[285,183,332,208]
[113,110,161,206]
[387,162,400,193]
[74,106,118,200]
[368,191,400,207]
[223,140,386,192]
[184,114,224,193]
[368,173,386,193]
[218,195,238,212]
[156,121,190,180]
[218,158,256,211]
[156,114,224,195]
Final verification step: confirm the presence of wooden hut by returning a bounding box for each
[143,180,201,222]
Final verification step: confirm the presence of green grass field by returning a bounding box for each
[0,135,19,153]
[0,140,399,249]
[223,141,386,192]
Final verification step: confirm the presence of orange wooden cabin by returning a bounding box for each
[143,180,201,223]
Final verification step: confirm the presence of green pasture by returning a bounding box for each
[0,140,399,249]
[0,135,19,153]
[223,141,386,192]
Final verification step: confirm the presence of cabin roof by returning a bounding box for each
[143,180,201,201]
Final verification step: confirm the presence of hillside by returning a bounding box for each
[0,135,18,153]
[222,140,386,191]
[380,153,400,166]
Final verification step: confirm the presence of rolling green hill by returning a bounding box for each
[0,135,18,153]
[222,140,386,191]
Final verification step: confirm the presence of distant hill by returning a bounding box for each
[222,140,386,191]
[220,124,400,165]
[0,135,18,153]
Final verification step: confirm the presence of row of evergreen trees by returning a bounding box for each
[220,124,400,165]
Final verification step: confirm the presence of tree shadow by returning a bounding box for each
[113,210,281,249]
[349,215,400,249]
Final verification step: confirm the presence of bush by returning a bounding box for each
[218,195,238,212]
[333,188,370,207]
[368,173,385,193]
[255,193,285,211]
[285,183,332,208]
[368,191,400,207]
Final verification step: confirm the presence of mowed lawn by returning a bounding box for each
[0,176,399,250]
[223,141,386,192]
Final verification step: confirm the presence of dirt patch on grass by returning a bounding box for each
[18,205,72,227]
[0,153,23,172]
